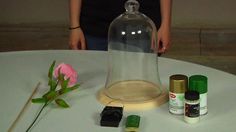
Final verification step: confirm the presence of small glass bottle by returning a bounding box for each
[184,91,200,124]
[169,74,188,115]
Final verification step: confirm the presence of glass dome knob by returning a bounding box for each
[125,0,140,13]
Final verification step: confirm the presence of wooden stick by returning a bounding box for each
[8,82,41,132]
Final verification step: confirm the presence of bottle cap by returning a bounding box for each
[185,91,199,101]
[189,75,208,94]
[169,74,188,93]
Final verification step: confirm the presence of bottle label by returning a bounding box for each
[169,92,184,114]
[185,103,200,117]
[200,93,207,115]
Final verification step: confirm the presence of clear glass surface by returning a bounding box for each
[104,0,163,102]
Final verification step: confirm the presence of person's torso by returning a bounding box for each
[81,0,161,37]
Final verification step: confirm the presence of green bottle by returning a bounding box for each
[189,75,208,115]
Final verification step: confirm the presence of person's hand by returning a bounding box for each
[69,28,86,50]
[157,24,171,53]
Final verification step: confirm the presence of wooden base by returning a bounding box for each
[97,87,169,111]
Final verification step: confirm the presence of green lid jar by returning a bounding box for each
[189,75,208,115]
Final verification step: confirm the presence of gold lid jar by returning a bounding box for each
[170,74,188,93]
[169,74,188,114]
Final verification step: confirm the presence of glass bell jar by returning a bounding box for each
[98,0,168,110]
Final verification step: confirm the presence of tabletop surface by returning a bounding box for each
[0,50,236,132]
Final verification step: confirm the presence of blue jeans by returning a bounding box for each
[85,34,108,51]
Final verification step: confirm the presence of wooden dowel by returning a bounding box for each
[8,82,41,132]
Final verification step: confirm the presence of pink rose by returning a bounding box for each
[53,63,78,86]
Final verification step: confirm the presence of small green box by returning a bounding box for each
[125,115,140,132]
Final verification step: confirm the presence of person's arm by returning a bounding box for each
[158,0,172,53]
[69,0,86,50]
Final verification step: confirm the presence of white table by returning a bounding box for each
[0,50,236,132]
